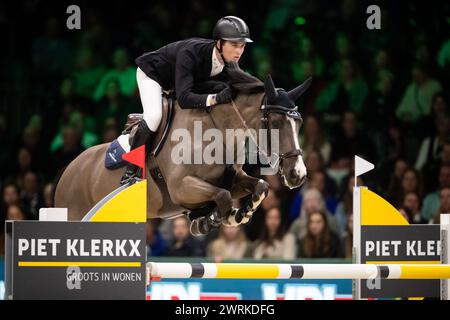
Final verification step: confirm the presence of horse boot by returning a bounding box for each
[190,209,223,236]
[120,121,156,185]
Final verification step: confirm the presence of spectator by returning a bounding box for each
[146,220,167,257]
[430,187,450,224]
[72,47,106,99]
[96,78,134,127]
[307,171,338,214]
[0,114,10,179]
[252,207,296,260]
[51,125,85,177]
[298,210,342,258]
[290,188,339,239]
[2,183,20,205]
[389,167,423,208]
[57,77,86,116]
[316,58,369,119]
[291,60,326,116]
[43,183,54,208]
[291,34,325,83]
[299,115,331,164]
[13,147,33,188]
[380,121,411,166]
[207,225,249,261]
[341,213,353,259]
[363,69,397,131]
[421,92,448,137]
[77,11,112,62]
[20,171,44,219]
[290,151,337,216]
[386,158,409,199]
[369,49,393,84]
[102,121,121,143]
[335,175,364,235]
[398,191,425,224]
[93,48,137,101]
[164,216,204,257]
[416,116,450,171]
[329,111,376,169]
[32,17,72,83]
[51,111,99,152]
[244,187,281,241]
[20,115,46,171]
[437,38,450,71]
[6,205,29,221]
[422,164,450,222]
[1,184,21,220]
[304,149,325,178]
[396,64,442,124]
[422,140,450,194]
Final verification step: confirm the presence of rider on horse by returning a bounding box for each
[121,16,253,185]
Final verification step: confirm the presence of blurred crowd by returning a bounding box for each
[0,0,449,260]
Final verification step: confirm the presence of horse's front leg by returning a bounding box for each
[169,175,233,235]
[225,170,270,226]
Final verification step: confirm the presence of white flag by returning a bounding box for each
[355,155,374,177]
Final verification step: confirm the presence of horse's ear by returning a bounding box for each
[264,74,278,102]
[288,77,312,102]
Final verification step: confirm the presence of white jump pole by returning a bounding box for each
[442,214,450,300]
[147,262,450,280]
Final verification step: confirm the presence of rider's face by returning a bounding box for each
[220,41,246,63]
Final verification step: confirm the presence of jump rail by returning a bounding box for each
[147,262,450,280]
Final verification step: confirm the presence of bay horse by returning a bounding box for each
[54,63,310,234]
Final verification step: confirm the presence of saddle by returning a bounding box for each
[123,91,175,157]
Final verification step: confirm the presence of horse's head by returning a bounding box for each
[261,74,312,189]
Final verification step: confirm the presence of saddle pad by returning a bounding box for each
[105,134,130,169]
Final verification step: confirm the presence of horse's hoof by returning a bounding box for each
[222,209,240,227]
[222,208,254,227]
[190,217,210,236]
[239,209,252,225]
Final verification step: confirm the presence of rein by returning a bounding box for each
[207,96,303,177]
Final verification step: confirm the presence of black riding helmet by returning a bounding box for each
[213,16,253,43]
[213,16,252,64]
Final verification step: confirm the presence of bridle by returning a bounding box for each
[257,95,304,178]
[208,94,304,179]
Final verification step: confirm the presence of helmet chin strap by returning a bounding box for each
[217,40,228,67]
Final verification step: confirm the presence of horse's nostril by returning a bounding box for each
[290,169,299,177]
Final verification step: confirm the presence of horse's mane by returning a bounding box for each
[226,61,264,94]
[192,61,264,95]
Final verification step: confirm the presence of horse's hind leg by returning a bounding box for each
[169,175,234,235]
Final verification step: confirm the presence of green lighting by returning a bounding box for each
[294,17,306,26]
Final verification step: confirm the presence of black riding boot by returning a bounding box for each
[120,121,156,185]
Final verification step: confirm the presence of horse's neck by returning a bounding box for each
[214,92,265,131]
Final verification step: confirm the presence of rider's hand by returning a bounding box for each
[214,86,233,105]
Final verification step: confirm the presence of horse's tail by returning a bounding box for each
[50,166,68,207]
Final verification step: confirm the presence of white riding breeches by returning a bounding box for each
[136,67,162,132]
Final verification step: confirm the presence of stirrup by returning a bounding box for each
[121,176,142,186]
[120,170,142,186]
[120,165,143,185]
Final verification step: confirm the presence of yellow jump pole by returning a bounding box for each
[147,262,450,280]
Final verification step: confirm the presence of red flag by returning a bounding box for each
[122,145,146,179]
